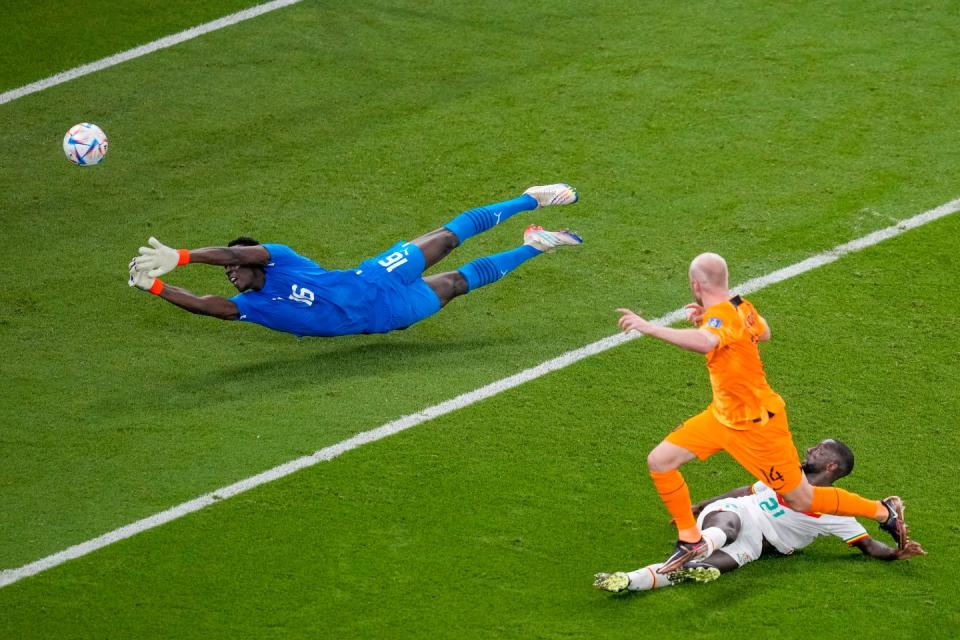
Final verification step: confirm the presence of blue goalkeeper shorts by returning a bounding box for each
[356,241,442,333]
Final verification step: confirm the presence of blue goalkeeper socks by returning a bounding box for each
[458,244,541,292]
[443,194,537,243]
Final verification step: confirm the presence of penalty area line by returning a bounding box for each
[2,196,959,589]
[0,0,303,106]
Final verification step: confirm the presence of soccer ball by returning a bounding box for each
[63,123,109,166]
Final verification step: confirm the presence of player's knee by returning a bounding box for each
[427,272,468,306]
[647,441,690,472]
[438,229,460,252]
[443,272,468,300]
[452,272,468,296]
[704,512,741,543]
[722,520,740,543]
[646,449,672,473]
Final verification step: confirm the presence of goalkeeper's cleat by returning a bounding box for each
[593,572,630,593]
[523,183,579,208]
[667,564,721,586]
[523,225,583,252]
[657,538,713,574]
[879,496,908,550]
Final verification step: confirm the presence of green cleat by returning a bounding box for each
[667,565,721,585]
[593,571,631,593]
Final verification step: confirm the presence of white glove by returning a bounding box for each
[135,236,181,277]
[128,260,157,291]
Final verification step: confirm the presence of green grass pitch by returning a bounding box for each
[2,1,959,637]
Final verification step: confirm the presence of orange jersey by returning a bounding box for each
[699,295,784,428]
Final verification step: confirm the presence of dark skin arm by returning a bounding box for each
[187,245,270,266]
[158,284,239,320]
[156,245,265,320]
[853,537,927,561]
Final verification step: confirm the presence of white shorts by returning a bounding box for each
[697,496,765,567]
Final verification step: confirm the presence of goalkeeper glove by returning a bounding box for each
[134,237,189,277]
[128,261,164,295]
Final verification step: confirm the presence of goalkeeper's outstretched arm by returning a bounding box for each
[185,245,270,268]
[158,284,239,320]
[129,267,238,320]
[134,237,270,277]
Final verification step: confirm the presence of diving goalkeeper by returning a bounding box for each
[128,184,580,337]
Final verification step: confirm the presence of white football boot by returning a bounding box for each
[523,183,579,208]
[523,225,583,252]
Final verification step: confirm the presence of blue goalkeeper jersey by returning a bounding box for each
[230,244,374,337]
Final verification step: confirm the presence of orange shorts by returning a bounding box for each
[665,406,803,493]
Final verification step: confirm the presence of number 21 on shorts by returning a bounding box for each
[759,496,786,519]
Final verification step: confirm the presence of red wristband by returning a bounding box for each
[177,249,191,265]
[149,279,165,296]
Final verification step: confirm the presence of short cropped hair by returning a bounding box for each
[228,236,261,247]
[825,440,855,478]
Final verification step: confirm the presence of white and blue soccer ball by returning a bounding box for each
[63,122,108,166]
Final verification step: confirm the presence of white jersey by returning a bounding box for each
[748,481,868,554]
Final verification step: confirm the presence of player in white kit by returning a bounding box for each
[594,439,927,592]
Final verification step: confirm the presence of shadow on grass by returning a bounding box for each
[89,333,507,417]
[186,334,502,389]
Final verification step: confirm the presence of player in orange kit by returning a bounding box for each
[616,252,909,573]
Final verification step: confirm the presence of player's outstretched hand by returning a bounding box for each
[895,540,927,560]
[128,260,156,291]
[616,308,652,334]
[685,303,704,326]
[135,237,180,277]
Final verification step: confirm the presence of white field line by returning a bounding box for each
[0,0,303,106]
[2,197,959,589]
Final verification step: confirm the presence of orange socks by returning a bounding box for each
[650,469,698,537]
[810,486,882,519]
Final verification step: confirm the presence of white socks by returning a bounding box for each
[626,564,673,590]
[700,526,728,554]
